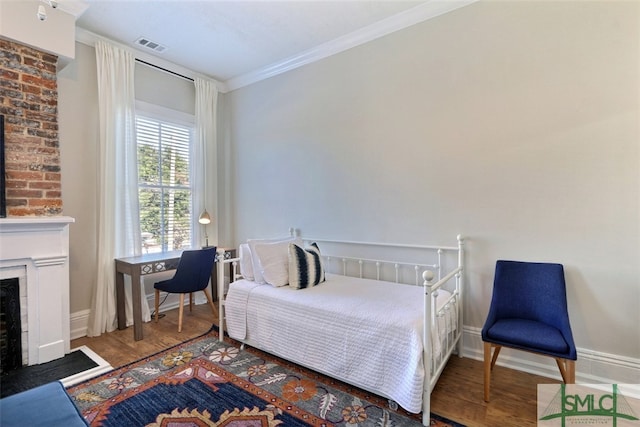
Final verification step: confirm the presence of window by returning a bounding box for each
[136,113,194,253]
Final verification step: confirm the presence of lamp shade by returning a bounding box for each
[198,210,211,224]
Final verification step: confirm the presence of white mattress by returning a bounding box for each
[224,273,457,414]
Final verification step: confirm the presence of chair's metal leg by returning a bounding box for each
[178,294,185,332]
[484,342,492,402]
[154,289,160,323]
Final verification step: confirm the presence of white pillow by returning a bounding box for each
[238,243,254,280]
[247,236,301,284]
[253,240,292,287]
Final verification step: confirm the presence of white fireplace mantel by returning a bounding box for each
[0,216,75,365]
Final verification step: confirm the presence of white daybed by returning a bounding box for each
[216,232,464,426]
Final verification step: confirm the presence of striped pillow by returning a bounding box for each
[288,243,325,289]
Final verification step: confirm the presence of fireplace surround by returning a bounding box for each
[0,216,74,366]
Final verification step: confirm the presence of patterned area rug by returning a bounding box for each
[67,326,464,427]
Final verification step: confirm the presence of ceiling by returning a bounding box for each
[70,0,474,90]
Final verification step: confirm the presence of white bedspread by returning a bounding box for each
[224,273,456,414]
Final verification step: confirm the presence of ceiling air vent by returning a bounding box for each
[134,37,167,53]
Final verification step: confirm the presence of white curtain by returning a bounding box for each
[87,40,149,336]
[192,78,219,248]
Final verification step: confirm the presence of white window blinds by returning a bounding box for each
[136,115,193,253]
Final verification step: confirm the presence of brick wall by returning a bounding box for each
[0,37,62,216]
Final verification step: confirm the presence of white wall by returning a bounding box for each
[135,63,195,115]
[0,0,76,62]
[58,41,99,318]
[226,0,639,379]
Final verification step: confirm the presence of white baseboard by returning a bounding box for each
[69,292,209,340]
[462,326,640,384]
[70,309,91,340]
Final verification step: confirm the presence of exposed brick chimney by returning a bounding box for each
[0,37,62,216]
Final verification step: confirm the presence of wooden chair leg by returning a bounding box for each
[566,359,575,383]
[189,292,193,312]
[557,358,576,384]
[178,294,185,332]
[484,342,492,402]
[484,343,502,402]
[154,289,160,323]
[490,345,501,369]
[556,358,567,383]
[203,288,216,317]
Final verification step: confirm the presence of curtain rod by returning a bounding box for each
[135,58,194,82]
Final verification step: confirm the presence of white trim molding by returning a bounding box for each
[70,292,209,340]
[70,309,91,341]
[74,0,478,93]
[463,326,640,385]
[225,0,479,91]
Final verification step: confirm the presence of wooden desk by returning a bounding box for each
[115,251,183,341]
[115,248,235,341]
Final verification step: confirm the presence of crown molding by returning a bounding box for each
[56,0,89,18]
[225,0,478,91]
[74,0,477,93]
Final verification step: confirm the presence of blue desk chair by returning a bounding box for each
[154,247,217,332]
[482,260,577,401]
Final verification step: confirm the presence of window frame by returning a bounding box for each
[135,101,196,253]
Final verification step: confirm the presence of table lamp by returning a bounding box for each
[198,210,211,246]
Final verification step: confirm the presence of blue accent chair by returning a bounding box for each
[154,247,217,332]
[482,260,577,401]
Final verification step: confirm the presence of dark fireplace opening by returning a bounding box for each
[1,278,22,374]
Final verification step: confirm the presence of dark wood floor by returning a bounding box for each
[71,303,558,427]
